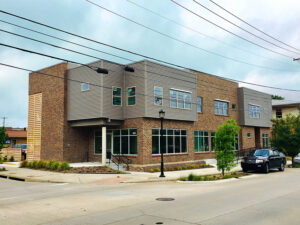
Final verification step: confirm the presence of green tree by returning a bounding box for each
[0,127,9,156]
[271,114,300,166]
[272,95,284,100]
[215,119,240,176]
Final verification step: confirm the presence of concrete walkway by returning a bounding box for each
[0,162,244,184]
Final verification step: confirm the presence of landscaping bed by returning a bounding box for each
[63,166,124,174]
[179,171,249,181]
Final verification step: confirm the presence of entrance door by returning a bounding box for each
[106,133,112,160]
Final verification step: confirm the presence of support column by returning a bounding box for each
[102,126,106,166]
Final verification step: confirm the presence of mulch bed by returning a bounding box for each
[62,166,125,174]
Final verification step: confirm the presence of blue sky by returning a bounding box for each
[0,0,300,127]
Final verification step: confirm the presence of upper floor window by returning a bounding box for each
[197,97,202,113]
[81,83,90,91]
[249,104,260,119]
[214,100,228,116]
[154,86,163,105]
[127,87,136,106]
[170,89,191,109]
[276,108,282,118]
[112,87,122,106]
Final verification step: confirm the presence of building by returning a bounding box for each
[27,60,272,168]
[272,100,300,119]
[1,127,27,161]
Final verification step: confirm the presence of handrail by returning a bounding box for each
[111,154,132,171]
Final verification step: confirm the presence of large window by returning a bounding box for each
[233,135,239,150]
[194,131,209,152]
[94,129,137,155]
[154,86,163,105]
[276,108,282,118]
[197,97,202,113]
[81,83,90,91]
[263,133,269,148]
[152,129,187,154]
[169,89,191,109]
[211,131,216,152]
[249,104,260,119]
[127,87,136,106]
[112,87,122,106]
[214,100,228,116]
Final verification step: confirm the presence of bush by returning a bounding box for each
[188,173,195,181]
[38,160,47,168]
[183,166,188,170]
[195,165,200,169]
[191,165,196,169]
[176,166,182,171]
[3,156,7,161]
[20,160,28,168]
[223,174,233,179]
[49,161,60,171]
[9,156,14,162]
[58,162,70,171]
[149,168,154,173]
[0,167,6,171]
[32,160,39,169]
[168,167,174,171]
[155,168,160,172]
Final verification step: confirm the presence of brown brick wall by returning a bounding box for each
[240,126,255,149]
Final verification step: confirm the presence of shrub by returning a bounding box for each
[3,156,7,161]
[155,168,160,172]
[0,167,6,171]
[20,160,28,168]
[49,161,59,171]
[149,168,154,173]
[223,174,232,179]
[195,165,200,169]
[191,165,196,169]
[32,160,39,169]
[188,173,195,181]
[183,166,188,170]
[9,156,14,162]
[58,162,70,171]
[38,160,47,169]
[168,167,174,171]
[176,166,182,171]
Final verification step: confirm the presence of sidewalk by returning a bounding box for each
[0,162,243,184]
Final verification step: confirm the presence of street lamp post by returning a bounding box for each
[159,109,165,178]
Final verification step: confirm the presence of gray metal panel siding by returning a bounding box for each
[123,61,146,119]
[67,61,103,121]
[238,87,272,127]
[101,61,124,120]
[144,61,197,121]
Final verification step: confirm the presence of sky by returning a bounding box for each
[0,0,300,128]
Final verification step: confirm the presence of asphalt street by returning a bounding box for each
[0,168,300,225]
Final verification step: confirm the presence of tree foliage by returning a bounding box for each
[0,127,9,152]
[215,119,240,176]
[271,114,300,165]
[272,95,284,100]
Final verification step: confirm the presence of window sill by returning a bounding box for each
[194,151,212,154]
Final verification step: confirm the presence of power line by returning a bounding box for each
[193,0,300,56]
[207,0,300,53]
[84,0,290,71]
[0,10,299,92]
[170,0,294,59]
[125,0,292,66]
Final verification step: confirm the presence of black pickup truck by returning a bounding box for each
[241,149,285,173]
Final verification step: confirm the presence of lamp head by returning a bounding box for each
[159,109,165,119]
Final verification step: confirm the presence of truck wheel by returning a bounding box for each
[264,163,269,174]
[279,162,285,171]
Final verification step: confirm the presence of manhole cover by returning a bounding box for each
[156,198,175,201]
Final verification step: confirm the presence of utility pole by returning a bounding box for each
[2,117,7,127]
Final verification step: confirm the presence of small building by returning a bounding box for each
[272,100,300,119]
[27,60,272,168]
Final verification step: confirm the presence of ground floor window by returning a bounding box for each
[94,129,137,155]
[262,133,269,148]
[211,132,216,152]
[234,135,239,150]
[152,129,187,154]
[194,131,209,152]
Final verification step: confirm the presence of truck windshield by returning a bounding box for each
[254,150,269,157]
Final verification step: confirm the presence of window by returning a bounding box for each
[197,97,202,113]
[112,87,122,106]
[94,131,102,154]
[247,132,251,138]
[194,131,209,152]
[95,129,137,155]
[154,87,163,105]
[233,135,239,150]
[263,133,269,148]
[81,83,90,91]
[249,104,260,119]
[211,132,216,152]
[214,100,228,116]
[113,129,137,155]
[276,108,282,118]
[169,89,191,109]
[152,129,187,154]
[127,87,136,105]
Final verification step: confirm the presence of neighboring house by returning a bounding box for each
[272,100,300,119]
[1,127,27,161]
[27,60,272,166]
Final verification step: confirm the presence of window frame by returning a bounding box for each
[194,130,210,153]
[276,108,282,118]
[214,100,229,116]
[127,86,136,106]
[112,86,122,106]
[169,88,192,110]
[154,86,163,106]
[249,104,261,119]
[262,133,269,148]
[247,132,251,138]
[81,82,90,92]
